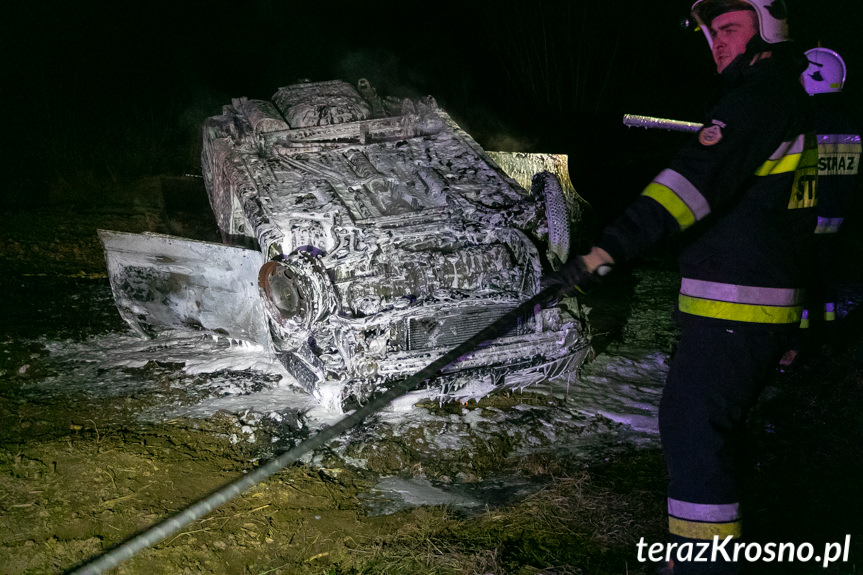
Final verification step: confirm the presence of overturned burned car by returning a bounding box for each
[101,79,591,408]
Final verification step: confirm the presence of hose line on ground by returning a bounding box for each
[68,285,564,575]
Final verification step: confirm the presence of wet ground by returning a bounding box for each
[3,180,863,574]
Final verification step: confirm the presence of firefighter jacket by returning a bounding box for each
[597,53,817,326]
[812,99,862,235]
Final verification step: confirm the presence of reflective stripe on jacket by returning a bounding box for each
[679,278,804,324]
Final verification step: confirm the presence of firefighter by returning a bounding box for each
[555,0,816,572]
[779,48,863,369]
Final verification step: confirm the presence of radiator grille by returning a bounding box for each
[406,305,527,351]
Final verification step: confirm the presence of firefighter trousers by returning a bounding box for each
[659,319,790,574]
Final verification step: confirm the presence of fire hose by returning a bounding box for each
[68,284,567,575]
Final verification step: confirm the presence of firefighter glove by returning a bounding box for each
[549,255,612,296]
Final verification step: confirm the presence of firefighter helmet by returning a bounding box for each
[690,0,790,49]
[803,47,846,94]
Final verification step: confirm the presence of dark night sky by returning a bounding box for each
[2,0,861,219]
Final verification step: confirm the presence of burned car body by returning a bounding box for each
[101,79,590,407]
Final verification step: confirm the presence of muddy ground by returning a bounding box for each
[2,178,863,574]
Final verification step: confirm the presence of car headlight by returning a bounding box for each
[258,253,336,348]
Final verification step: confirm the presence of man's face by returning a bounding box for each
[709,10,759,73]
